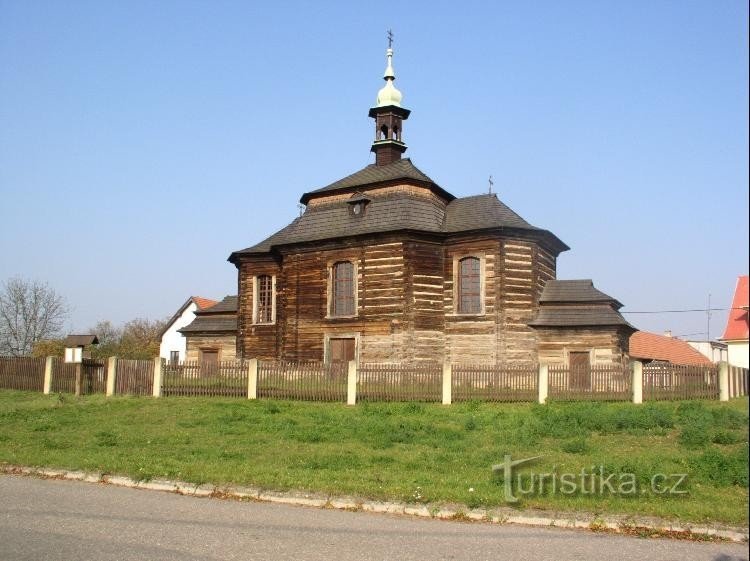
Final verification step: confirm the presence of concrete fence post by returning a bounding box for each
[347,360,357,406]
[247,358,258,400]
[632,361,643,404]
[718,362,729,402]
[106,356,117,397]
[152,357,163,398]
[43,356,53,395]
[538,364,549,405]
[442,361,452,405]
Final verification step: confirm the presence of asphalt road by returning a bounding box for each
[0,475,746,561]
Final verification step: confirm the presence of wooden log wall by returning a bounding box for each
[237,233,560,365]
[185,335,237,362]
[535,326,629,366]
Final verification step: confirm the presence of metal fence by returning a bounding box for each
[258,360,347,401]
[0,357,45,391]
[548,364,632,401]
[452,363,537,402]
[358,363,443,402]
[116,359,154,396]
[162,360,248,397]
[643,363,719,400]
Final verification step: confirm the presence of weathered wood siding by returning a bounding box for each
[535,326,629,365]
[237,232,559,365]
[185,335,237,362]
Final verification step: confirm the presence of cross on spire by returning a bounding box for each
[488,175,494,194]
[387,29,394,48]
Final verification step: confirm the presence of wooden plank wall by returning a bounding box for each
[237,234,560,365]
[535,326,628,365]
[186,335,237,362]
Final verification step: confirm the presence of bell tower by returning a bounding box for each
[369,34,411,166]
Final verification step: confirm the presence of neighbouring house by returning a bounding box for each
[720,275,749,368]
[225,45,632,367]
[686,339,728,364]
[629,331,713,366]
[178,295,237,364]
[159,296,217,363]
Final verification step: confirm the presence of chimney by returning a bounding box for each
[663,330,672,338]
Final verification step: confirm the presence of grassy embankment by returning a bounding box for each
[0,391,747,525]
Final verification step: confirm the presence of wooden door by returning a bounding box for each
[569,351,591,390]
[329,338,356,363]
[200,349,219,377]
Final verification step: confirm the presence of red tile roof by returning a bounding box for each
[192,296,218,311]
[721,275,749,342]
[629,331,713,366]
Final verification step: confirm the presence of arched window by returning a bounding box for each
[255,275,274,323]
[332,261,355,316]
[379,124,388,140]
[457,257,481,314]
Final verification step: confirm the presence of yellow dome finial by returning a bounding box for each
[376,30,402,107]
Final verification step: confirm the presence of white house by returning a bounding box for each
[720,275,749,368]
[686,340,728,363]
[159,296,217,363]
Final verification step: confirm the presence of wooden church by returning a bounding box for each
[222,44,634,366]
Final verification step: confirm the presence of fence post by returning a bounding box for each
[43,356,53,394]
[74,363,82,397]
[632,361,643,404]
[247,358,258,400]
[152,357,163,398]
[442,361,452,405]
[347,360,357,406]
[538,364,549,404]
[106,357,117,397]
[718,362,729,402]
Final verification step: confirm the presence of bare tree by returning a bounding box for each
[0,277,68,356]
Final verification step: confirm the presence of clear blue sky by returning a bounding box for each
[1,1,747,341]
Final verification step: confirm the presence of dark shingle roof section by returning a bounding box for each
[538,280,621,307]
[199,295,237,314]
[178,316,237,334]
[63,335,99,346]
[300,159,446,204]
[529,279,633,330]
[443,194,536,232]
[528,307,634,328]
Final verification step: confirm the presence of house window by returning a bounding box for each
[254,275,275,324]
[457,256,482,314]
[331,261,355,317]
[169,351,180,364]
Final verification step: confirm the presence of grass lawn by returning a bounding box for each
[0,391,747,526]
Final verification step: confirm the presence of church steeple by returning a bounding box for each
[369,33,410,166]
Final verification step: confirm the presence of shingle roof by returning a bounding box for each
[528,306,634,328]
[178,316,237,334]
[198,295,237,314]
[538,280,622,307]
[528,279,632,329]
[443,194,536,232]
[299,159,449,204]
[630,331,713,366]
[720,275,749,342]
[63,334,99,346]
[232,192,567,258]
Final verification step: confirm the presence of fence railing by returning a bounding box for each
[258,360,347,401]
[0,357,45,391]
[163,360,248,398]
[358,363,442,402]
[643,363,719,401]
[116,359,154,396]
[0,356,747,404]
[452,363,537,402]
[548,364,632,401]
